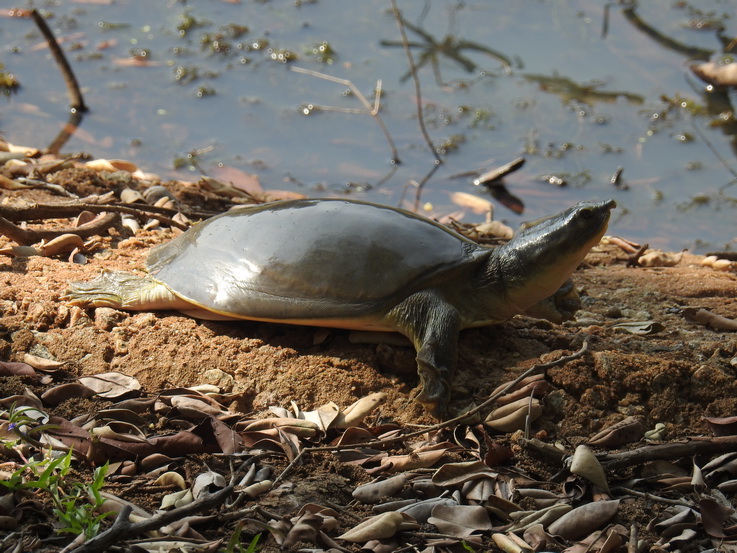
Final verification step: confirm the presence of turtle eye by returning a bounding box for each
[578,207,594,219]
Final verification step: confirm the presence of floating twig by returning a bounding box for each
[389,0,441,166]
[473,157,526,186]
[290,66,400,164]
[29,9,88,113]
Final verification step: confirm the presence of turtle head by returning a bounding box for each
[496,199,616,313]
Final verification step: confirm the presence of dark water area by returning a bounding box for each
[2,0,737,252]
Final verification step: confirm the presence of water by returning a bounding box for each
[2,0,737,252]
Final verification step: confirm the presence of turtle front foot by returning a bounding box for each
[415,358,452,419]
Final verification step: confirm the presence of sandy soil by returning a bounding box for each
[2,167,737,550]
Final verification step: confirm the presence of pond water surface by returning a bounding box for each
[2,0,737,252]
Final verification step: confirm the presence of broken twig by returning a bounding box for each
[30,9,87,113]
[290,66,400,164]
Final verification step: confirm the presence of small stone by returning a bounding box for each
[94,307,127,331]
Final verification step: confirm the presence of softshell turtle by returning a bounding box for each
[64,198,615,416]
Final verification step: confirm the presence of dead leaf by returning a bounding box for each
[700,497,733,538]
[569,445,610,493]
[333,392,387,428]
[337,511,405,542]
[41,383,96,406]
[353,473,409,504]
[612,321,665,335]
[78,372,141,398]
[208,166,263,194]
[428,504,492,537]
[381,448,447,472]
[683,307,737,331]
[691,60,737,87]
[22,353,65,371]
[547,499,620,540]
[588,416,644,447]
[0,361,37,378]
[432,460,497,487]
[449,192,494,214]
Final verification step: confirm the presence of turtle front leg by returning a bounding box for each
[386,291,462,418]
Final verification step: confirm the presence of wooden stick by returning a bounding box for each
[30,9,88,113]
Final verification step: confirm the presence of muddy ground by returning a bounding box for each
[1,163,737,552]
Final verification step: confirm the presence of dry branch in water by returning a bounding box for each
[29,9,87,113]
[290,66,400,164]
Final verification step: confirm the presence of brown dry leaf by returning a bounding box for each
[704,415,737,437]
[484,398,542,432]
[242,417,320,437]
[78,372,141,398]
[564,524,628,553]
[277,426,302,462]
[449,192,494,214]
[611,320,665,335]
[380,448,447,472]
[463,477,497,503]
[207,416,242,455]
[84,158,139,172]
[208,166,263,194]
[335,448,388,466]
[41,383,96,406]
[353,473,409,504]
[333,392,387,428]
[0,174,32,190]
[337,511,411,543]
[484,493,521,520]
[427,504,492,538]
[683,307,737,331]
[691,60,737,87]
[300,401,340,432]
[493,374,551,406]
[170,396,227,419]
[569,445,610,493]
[587,416,645,447]
[700,497,733,538]
[483,434,515,467]
[0,361,37,378]
[510,503,572,532]
[638,249,682,267]
[154,471,187,489]
[431,460,497,487]
[547,499,620,540]
[192,471,226,499]
[22,353,65,371]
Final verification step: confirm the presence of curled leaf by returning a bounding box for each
[353,473,408,504]
[588,416,644,447]
[337,511,405,543]
[485,398,542,432]
[612,321,665,335]
[569,445,610,493]
[683,307,737,331]
[547,499,619,540]
[428,504,491,538]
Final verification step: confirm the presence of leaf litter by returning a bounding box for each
[3,142,737,551]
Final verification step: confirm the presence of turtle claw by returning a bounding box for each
[416,360,451,419]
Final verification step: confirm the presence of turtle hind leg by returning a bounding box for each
[63,270,182,311]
